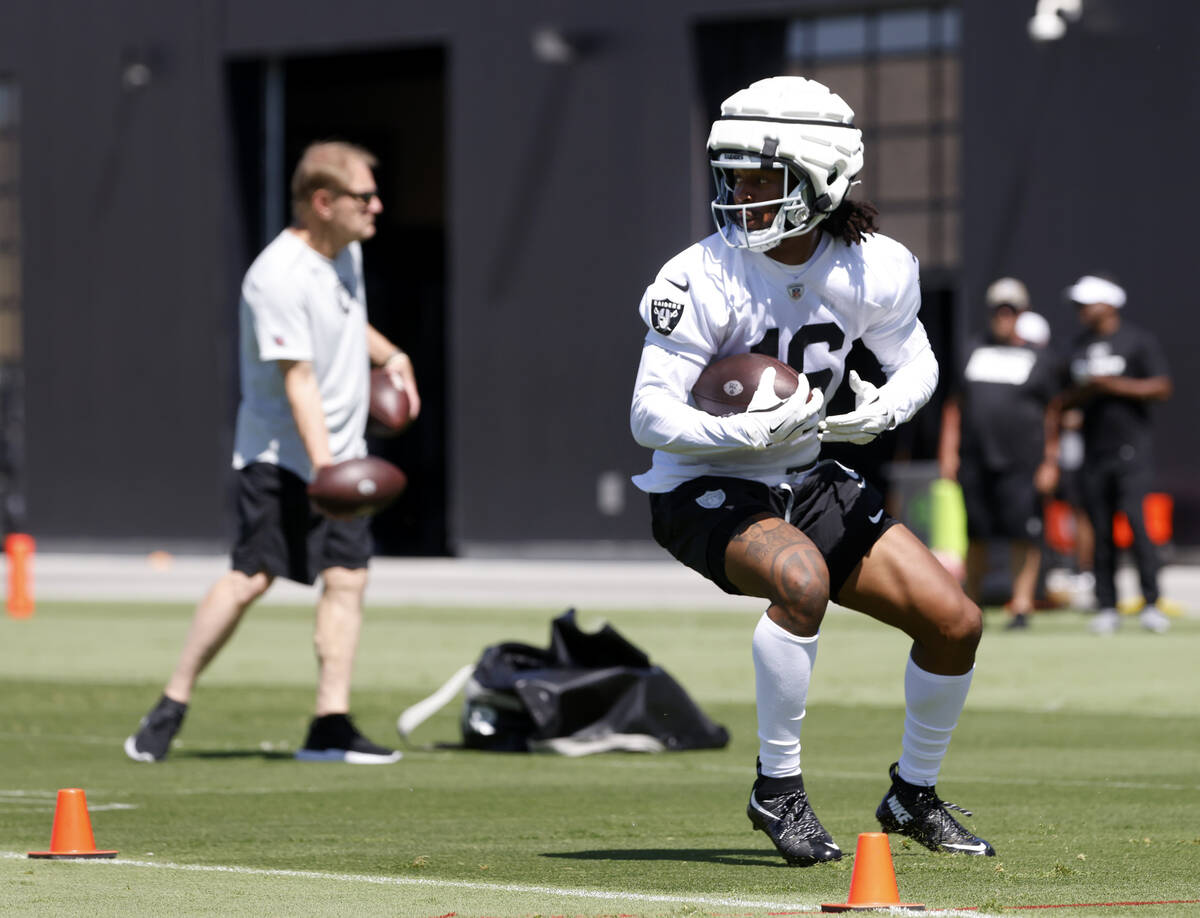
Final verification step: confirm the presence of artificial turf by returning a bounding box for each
[1,599,1197,916]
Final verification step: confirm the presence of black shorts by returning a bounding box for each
[958,460,1043,541]
[231,462,372,586]
[648,460,897,601]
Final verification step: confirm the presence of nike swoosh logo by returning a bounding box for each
[868,509,883,523]
[944,842,990,853]
[667,277,689,292]
[748,792,779,821]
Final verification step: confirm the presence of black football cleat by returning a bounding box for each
[876,762,995,856]
[296,713,402,764]
[747,767,842,867]
[124,695,187,763]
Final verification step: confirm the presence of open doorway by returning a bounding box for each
[226,47,448,555]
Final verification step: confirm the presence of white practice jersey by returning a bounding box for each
[233,230,369,481]
[630,230,937,493]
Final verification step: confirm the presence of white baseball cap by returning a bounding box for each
[1065,274,1126,308]
[1015,310,1051,347]
[985,277,1030,311]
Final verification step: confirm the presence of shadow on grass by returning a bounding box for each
[174,749,296,761]
[542,848,786,867]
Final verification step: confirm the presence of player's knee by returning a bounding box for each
[321,566,368,596]
[228,570,272,605]
[940,594,983,653]
[774,566,830,631]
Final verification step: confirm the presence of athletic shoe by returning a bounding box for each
[124,695,188,763]
[1089,608,1121,635]
[1004,612,1030,631]
[1138,604,1171,634]
[875,762,995,856]
[296,713,402,764]
[747,766,842,867]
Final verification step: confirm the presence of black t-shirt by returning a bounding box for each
[955,333,1059,471]
[1067,321,1168,459]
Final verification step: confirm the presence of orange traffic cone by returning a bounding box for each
[5,532,34,619]
[28,788,118,859]
[821,832,922,912]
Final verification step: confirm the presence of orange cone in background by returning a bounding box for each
[5,532,34,618]
[821,832,923,912]
[28,788,118,858]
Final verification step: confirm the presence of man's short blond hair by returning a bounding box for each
[290,141,378,211]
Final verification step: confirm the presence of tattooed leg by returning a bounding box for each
[725,515,829,780]
[725,515,830,637]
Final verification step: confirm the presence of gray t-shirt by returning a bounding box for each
[233,229,369,481]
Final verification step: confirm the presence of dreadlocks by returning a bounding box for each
[820,198,880,246]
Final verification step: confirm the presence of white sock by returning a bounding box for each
[897,657,973,786]
[753,612,818,778]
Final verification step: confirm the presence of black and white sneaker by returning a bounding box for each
[747,766,842,867]
[296,714,402,764]
[876,762,995,856]
[124,695,187,763]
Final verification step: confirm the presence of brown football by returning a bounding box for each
[367,368,412,437]
[307,457,407,518]
[691,353,803,416]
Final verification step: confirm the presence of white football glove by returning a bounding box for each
[817,370,895,444]
[728,366,824,448]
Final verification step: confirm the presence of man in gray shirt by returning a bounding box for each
[125,141,419,764]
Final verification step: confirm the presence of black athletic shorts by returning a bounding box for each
[231,462,372,586]
[958,459,1043,541]
[648,460,897,601]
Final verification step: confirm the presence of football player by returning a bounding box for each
[630,76,994,866]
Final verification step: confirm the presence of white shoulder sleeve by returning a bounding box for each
[244,274,312,363]
[636,251,729,361]
[630,343,756,455]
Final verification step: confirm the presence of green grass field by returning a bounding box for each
[1,598,1198,917]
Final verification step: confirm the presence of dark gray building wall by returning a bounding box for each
[2,0,1198,550]
[11,2,233,542]
[961,0,1200,541]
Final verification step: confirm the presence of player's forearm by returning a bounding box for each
[938,397,961,477]
[631,344,757,454]
[1042,397,1062,465]
[878,344,939,426]
[1092,374,1172,401]
[367,324,421,418]
[631,385,758,455]
[281,360,334,469]
[367,324,404,367]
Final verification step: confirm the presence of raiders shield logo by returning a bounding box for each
[650,298,684,335]
[787,283,805,300]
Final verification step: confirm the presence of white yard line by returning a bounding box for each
[0,851,996,916]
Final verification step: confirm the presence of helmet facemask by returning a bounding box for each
[709,150,820,253]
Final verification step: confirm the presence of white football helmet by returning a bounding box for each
[708,76,864,252]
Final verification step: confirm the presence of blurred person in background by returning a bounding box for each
[125,141,420,764]
[1064,275,1171,634]
[938,278,1060,630]
[1044,407,1097,609]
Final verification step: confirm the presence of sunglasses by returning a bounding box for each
[335,188,379,206]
